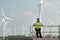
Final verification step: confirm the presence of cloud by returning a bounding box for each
[23,11,34,17]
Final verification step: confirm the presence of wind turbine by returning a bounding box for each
[20,24,26,35]
[22,24,26,35]
[49,18,54,25]
[14,26,17,35]
[37,0,44,22]
[0,8,12,40]
[48,18,54,35]
[6,28,11,36]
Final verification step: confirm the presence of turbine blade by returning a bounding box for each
[0,21,3,26]
[0,18,4,26]
[5,17,12,20]
[1,8,5,17]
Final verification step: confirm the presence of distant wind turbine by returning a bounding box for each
[8,28,11,36]
[14,26,17,35]
[49,18,54,25]
[20,24,26,35]
[22,24,26,35]
[48,18,54,35]
[0,8,12,40]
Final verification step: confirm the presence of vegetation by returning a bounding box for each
[0,35,59,40]
[0,37,3,40]
[0,35,26,40]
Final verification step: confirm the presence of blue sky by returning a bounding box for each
[0,0,60,36]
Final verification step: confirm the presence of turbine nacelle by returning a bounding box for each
[40,0,43,5]
[37,0,43,6]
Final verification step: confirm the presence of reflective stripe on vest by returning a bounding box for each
[35,22,42,28]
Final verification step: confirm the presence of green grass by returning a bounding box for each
[0,39,3,40]
[0,35,26,40]
[0,37,3,40]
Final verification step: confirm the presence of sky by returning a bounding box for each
[0,0,60,36]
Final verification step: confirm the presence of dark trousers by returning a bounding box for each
[35,28,42,38]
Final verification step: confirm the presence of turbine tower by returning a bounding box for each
[0,8,12,40]
[14,26,16,35]
[37,0,43,22]
[22,24,26,35]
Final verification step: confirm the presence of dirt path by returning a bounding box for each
[32,38,59,40]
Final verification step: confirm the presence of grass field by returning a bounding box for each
[0,37,3,40]
[0,35,59,40]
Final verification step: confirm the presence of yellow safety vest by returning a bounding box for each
[34,22,42,29]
